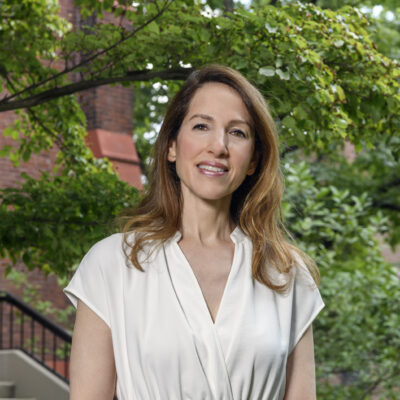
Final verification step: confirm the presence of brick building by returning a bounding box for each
[0,0,142,315]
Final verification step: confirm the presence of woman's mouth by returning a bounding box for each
[197,162,228,176]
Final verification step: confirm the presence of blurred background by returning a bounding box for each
[0,0,399,398]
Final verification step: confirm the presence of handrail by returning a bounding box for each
[0,290,72,383]
[0,292,72,341]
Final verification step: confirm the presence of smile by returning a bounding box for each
[197,163,228,176]
[198,165,225,172]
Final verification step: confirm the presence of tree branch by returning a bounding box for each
[372,201,400,212]
[0,68,193,112]
[280,145,299,158]
[378,178,400,193]
[1,0,172,105]
[360,365,400,400]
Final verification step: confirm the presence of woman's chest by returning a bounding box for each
[115,261,289,369]
[110,251,291,400]
[178,239,235,323]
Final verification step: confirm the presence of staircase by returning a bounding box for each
[0,292,70,400]
[0,349,68,400]
[0,381,35,399]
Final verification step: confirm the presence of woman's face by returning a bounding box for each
[168,82,257,204]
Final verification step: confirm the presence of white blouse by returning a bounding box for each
[64,227,324,400]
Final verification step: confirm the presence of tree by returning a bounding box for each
[1,0,399,397]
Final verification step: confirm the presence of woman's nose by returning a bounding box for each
[208,129,228,157]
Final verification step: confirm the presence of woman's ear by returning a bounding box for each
[247,151,259,176]
[167,140,177,162]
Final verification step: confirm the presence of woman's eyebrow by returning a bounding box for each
[189,113,214,121]
[188,114,251,127]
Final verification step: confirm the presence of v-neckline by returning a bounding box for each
[171,226,241,326]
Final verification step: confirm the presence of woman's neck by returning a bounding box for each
[180,195,235,244]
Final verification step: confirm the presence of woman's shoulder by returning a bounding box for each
[77,232,134,277]
[85,232,125,259]
[289,250,319,290]
[82,231,164,272]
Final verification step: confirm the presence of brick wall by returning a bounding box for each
[0,112,64,314]
[0,112,58,187]
[0,0,142,324]
[79,84,134,135]
[73,2,142,188]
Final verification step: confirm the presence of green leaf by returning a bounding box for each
[276,69,290,80]
[265,23,278,34]
[146,21,160,35]
[259,66,275,77]
[293,105,308,120]
[282,115,297,130]
[0,145,12,157]
[334,39,344,47]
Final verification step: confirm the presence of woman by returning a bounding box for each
[64,65,324,400]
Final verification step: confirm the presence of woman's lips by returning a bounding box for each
[197,162,228,176]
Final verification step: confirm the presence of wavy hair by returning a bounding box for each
[119,64,319,292]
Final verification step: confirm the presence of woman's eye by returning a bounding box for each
[193,123,208,131]
[230,129,246,138]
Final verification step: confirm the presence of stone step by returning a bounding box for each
[0,380,36,399]
[0,381,15,398]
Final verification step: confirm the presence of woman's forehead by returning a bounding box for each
[184,82,252,124]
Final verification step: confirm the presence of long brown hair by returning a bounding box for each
[120,64,319,291]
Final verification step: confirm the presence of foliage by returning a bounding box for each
[131,1,400,161]
[0,170,139,277]
[6,268,75,330]
[294,0,400,60]
[2,1,400,152]
[133,80,181,173]
[0,0,399,397]
[310,136,400,248]
[283,157,400,399]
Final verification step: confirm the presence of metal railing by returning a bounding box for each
[0,291,72,383]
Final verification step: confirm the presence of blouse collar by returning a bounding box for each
[171,225,247,244]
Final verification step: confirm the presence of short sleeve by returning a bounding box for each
[64,238,114,328]
[288,262,324,354]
